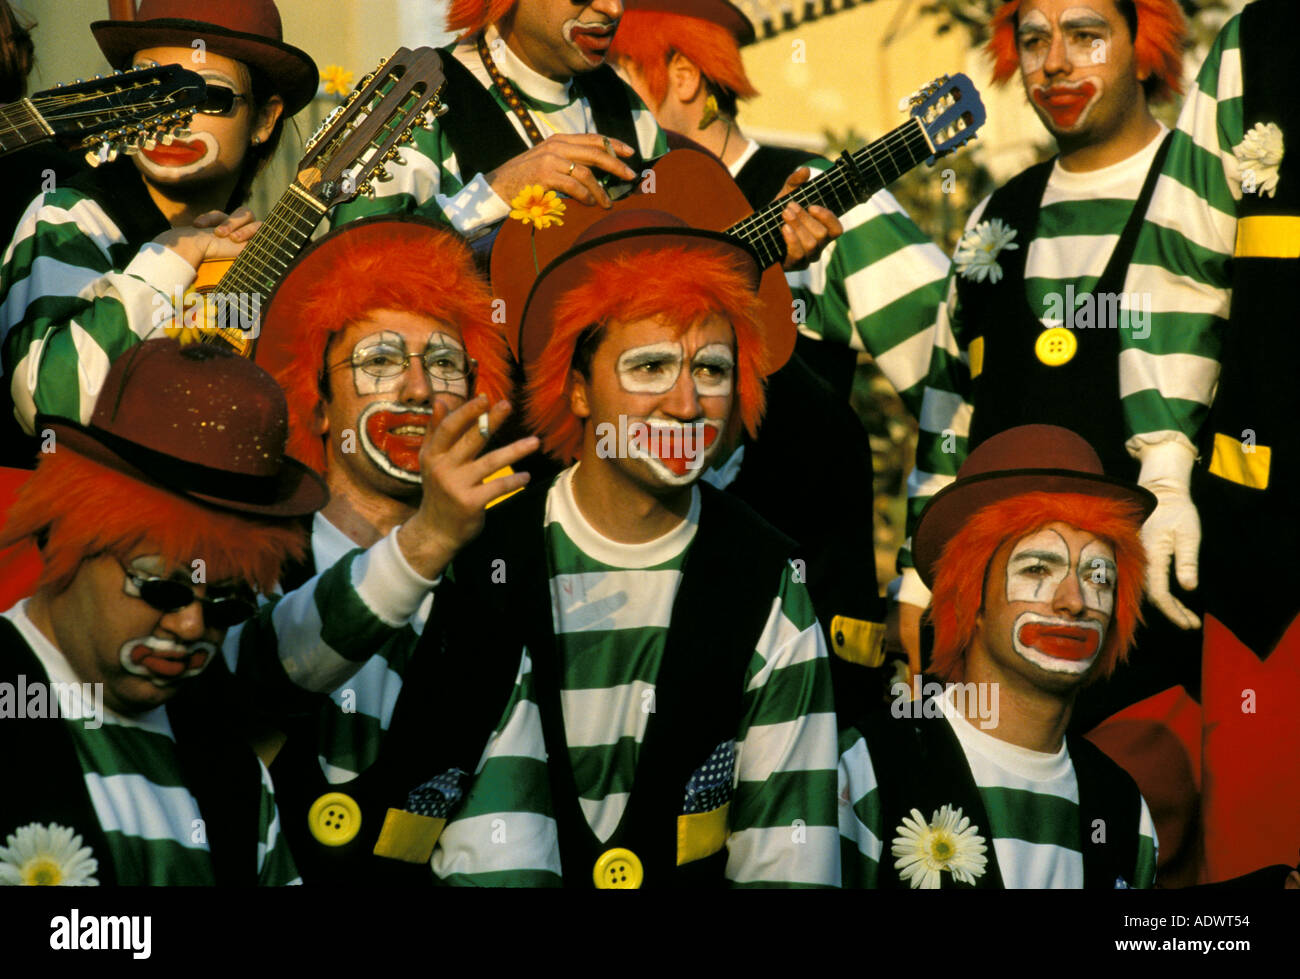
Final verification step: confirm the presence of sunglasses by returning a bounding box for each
[195,83,247,117]
[120,561,258,629]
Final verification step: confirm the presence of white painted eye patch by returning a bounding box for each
[1005,528,1115,614]
[1017,7,1112,73]
[615,341,735,397]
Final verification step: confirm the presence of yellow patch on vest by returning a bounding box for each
[1208,432,1271,490]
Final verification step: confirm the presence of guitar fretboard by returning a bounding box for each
[728,117,933,268]
[200,184,327,351]
[0,99,52,155]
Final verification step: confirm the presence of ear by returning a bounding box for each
[313,397,329,437]
[568,369,591,420]
[666,50,703,105]
[252,93,284,145]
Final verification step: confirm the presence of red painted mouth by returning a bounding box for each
[365,410,429,473]
[570,23,615,63]
[128,643,210,680]
[1031,82,1097,130]
[634,423,719,477]
[142,139,206,167]
[1018,623,1100,661]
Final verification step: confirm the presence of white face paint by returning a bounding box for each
[1011,611,1105,674]
[357,401,433,484]
[615,341,735,397]
[1080,539,1116,616]
[350,330,472,400]
[626,416,727,486]
[1017,6,1113,73]
[118,635,218,686]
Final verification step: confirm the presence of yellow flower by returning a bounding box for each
[509,185,566,229]
[321,65,355,98]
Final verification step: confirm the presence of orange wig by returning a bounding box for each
[987,0,1187,103]
[266,232,512,474]
[446,0,517,36]
[525,245,767,463]
[0,449,306,597]
[928,492,1146,684]
[608,10,759,108]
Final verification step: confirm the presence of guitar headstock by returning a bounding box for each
[906,73,986,163]
[296,47,448,209]
[29,65,207,165]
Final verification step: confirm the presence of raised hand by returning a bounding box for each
[486,133,638,209]
[395,395,539,580]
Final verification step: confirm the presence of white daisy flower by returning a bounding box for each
[1231,121,1284,199]
[0,823,99,886]
[954,218,1019,284]
[892,804,988,889]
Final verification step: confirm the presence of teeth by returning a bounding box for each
[391,425,426,436]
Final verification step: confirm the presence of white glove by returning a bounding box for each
[1137,441,1202,630]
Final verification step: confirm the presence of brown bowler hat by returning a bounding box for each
[623,0,757,45]
[92,0,319,117]
[493,148,795,376]
[912,424,1156,588]
[38,339,327,518]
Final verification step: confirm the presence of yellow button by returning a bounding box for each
[593,847,643,889]
[1035,327,1077,366]
[308,792,361,847]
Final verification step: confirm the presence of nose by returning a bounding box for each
[1052,570,1087,617]
[164,600,208,641]
[399,357,434,407]
[661,366,702,420]
[593,0,624,18]
[1043,29,1070,76]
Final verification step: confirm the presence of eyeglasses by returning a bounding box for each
[195,83,247,117]
[327,342,478,385]
[120,561,258,629]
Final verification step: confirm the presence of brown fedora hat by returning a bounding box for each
[92,0,319,117]
[492,148,795,376]
[622,0,757,45]
[912,424,1156,588]
[38,339,327,518]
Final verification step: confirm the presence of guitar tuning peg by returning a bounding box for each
[113,69,124,75]
[398,128,415,144]
[172,127,191,141]
[142,134,158,151]
[160,131,175,146]
[434,102,449,119]
[374,166,391,182]
[359,181,374,199]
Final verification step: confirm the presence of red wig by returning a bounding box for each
[987,0,1187,103]
[608,10,759,108]
[446,0,517,36]
[266,232,511,474]
[525,245,767,463]
[0,449,306,597]
[927,492,1146,684]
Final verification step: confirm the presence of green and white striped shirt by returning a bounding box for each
[330,27,668,235]
[0,185,193,432]
[4,601,299,886]
[432,466,841,886]
[838,685,1158,888]
[1118,16,1241,451]
[903,126,1173,578]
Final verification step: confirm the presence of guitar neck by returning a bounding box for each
[728,117,933,268]
[0,99,54,157]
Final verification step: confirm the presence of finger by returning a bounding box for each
[555,143,637,181]
[776,166,812,198]
[1153,591,1200,631]
[807,206,844,238]
[554,170,603,207]
[783,206,821,256]
[446,398,517,464]
[192,210,229,229]
[428,394,492,455]
[1173,529,1200,592]
[555,133,635,157]
[229,221,262,242]
[463,435,541,485]
[571,167,613,208]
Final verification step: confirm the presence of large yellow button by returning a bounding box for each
[308,792,361,847]
[1035,327,1077,366]
[593,847,643,889]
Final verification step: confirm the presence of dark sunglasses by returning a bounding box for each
[120,562,258,629]
[196,84,246,117]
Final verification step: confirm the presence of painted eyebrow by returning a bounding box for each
[1011,550,1068,564]
[1017,22,1051,37]
[1060,13,1110,29]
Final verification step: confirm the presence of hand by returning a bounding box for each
[486,133,638,209]
[395,395,538,580]
[154,207,262,270]
[774,167,843,271]
[888,600,926,678]
[1138,441,1201,630]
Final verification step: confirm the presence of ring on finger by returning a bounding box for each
[602,136,610,154]
[567,161,576,176]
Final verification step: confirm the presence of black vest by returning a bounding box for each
[855,690,1143,889]
[959,134,1171,481]
[0,617,264,885]
[270,482,798,887]
[1192,0,1300,657]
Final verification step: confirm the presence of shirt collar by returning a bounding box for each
[483,23,574,106]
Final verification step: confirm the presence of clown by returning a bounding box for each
[896,0,1193,679]
[329,0,836,273]
[1,0,317,441]
[839,424,1160,889]
[243,204,841,887]
[0,339,327,885]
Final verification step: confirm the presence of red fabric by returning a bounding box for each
[1085,686,1203,887]
[0,468,41,610]
[1200,612,1300,881]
